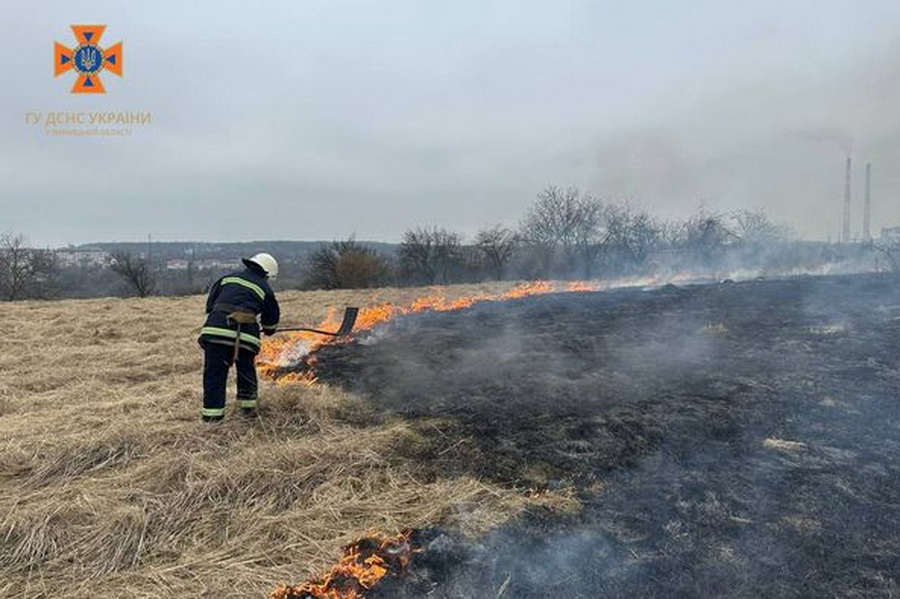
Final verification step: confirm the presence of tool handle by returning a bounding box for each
[274,326,341,336]
[274,307,358,337]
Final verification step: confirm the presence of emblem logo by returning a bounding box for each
[54,25,123,94]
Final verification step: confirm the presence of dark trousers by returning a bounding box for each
[202,342,258,418]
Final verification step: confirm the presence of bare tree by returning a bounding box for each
[400,227,463,284]
[656,218,684,248]
[601,203,662,273]
[679,210,738,268]
[520,185,603,277]
[400,228,437,284]
[305,237,391,289]
[306,245,340,289]
[730,208,791,246]
[109,251,157,297]
[872,240,900,274]
[0,232,56,300]
[573,194,604,278]
[432,228,464,283]
[475,225,517,280]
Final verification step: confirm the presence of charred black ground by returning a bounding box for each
[310,274,900,597]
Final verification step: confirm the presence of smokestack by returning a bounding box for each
[842,156,852,243]
[863,163,872,243]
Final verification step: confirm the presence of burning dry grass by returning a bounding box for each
[257,280,578,384]
[0,283,577,598]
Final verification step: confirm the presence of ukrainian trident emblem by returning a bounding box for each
[54,25,123,93]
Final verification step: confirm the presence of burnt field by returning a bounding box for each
[306,273,900,598]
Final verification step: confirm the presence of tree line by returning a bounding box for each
[0,233,164,300]
[304,185,813,289]
[1,184,894,300]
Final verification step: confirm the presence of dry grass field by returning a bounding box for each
[0,283,576,598]
[7,274,899,598]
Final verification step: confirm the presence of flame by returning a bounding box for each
[258,278,688,382]
[566,281,601,292]
[500,280,554,299]
[257,281,569,382]
[269,530,418,599]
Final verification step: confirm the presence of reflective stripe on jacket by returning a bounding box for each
[199,267,280,354]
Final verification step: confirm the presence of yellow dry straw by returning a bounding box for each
[0,283,578,598]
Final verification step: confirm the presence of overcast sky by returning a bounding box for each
[2,1,899,246]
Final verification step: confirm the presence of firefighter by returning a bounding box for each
[198,253,280,421]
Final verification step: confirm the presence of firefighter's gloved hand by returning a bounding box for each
[262,327,277,336]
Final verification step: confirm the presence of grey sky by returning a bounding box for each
[2,1,899,246]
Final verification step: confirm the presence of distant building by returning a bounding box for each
[166,259,189,270]
[167,258,241,271]
[196,259,241,270]
[55,247,110,268]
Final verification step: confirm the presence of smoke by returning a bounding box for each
[310,272,900,597]
[791,127,854,155]
[550,51,900,241]
[387,526,620,598]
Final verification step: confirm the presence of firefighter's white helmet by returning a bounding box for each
[244,253,279,280]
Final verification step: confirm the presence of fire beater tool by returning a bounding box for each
[275,306,359,337]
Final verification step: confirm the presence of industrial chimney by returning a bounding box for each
[863,163,872,243]
[842,156,852,243]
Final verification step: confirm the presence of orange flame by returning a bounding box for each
[566,281,601,292]
[269,530,417,599]
[258,280,601,382]
[258,282,560,381]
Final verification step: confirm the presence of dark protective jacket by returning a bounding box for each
[199,266,280,354]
